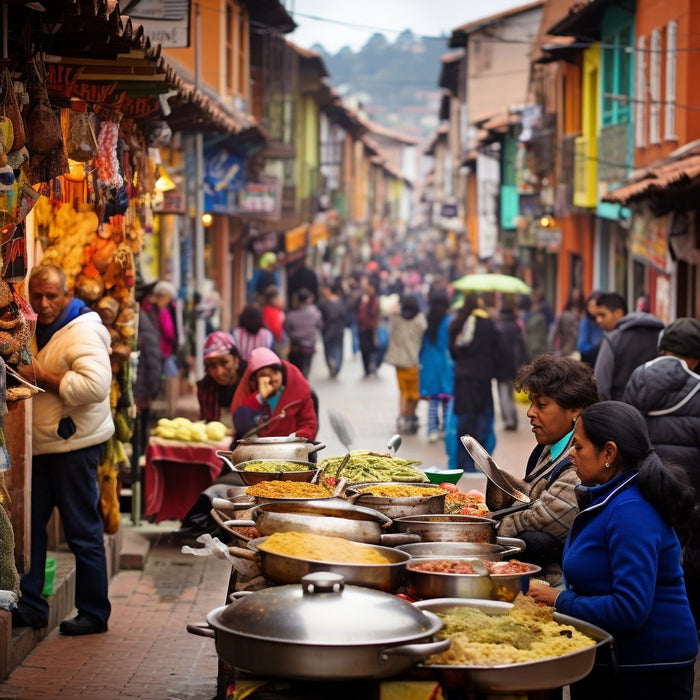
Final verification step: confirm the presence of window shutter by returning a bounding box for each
[664,20,677,140]
[635,35,646,147]
[650,29,661,144]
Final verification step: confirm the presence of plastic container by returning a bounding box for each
[422,468,464,485]
[42,557,56,597]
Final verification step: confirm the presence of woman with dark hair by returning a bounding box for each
[448,293,500,469]
[231,347,317,442]
[548,288,585,357]
[419,290,453,442]
[489,355,599,584]
[196,331,247,427]
[576,290,604,367]
[232,303,274,362]
[528,401,697,700]
[384,294,427,434]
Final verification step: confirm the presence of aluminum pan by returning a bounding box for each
[414,598,612,692]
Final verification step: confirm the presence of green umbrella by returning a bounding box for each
[451,273,532,295]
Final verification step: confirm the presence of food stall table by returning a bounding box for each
[144,436,231,522]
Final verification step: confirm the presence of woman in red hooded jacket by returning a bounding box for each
[231,347,318,441]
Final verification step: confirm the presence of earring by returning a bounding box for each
[604,462,610,469]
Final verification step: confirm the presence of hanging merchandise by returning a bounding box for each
[0,280,31,367]
[24,53,68,183]
[66,103,97,162]
[0,68,25,155]
[1,222,27,282]
[95,109,123,189]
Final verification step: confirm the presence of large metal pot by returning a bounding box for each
[219,437,326,466]
[413,598,613,692]
[395,537,525,561]
[227,458,320,486]
[345,482,447,519]
[231,535,411,592]
[392,514,499,543]
[405,558,541,602]
[187,572,450,680]
[229,500,419,546]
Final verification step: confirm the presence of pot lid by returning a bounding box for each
[236,436,311,445]
[209,572,442,645]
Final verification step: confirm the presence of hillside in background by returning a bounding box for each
[312,30,448,142]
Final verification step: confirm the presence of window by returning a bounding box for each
[665,20,677,140]
[635,35,646,147]
[225,1,248,101]
[649,29,661,144]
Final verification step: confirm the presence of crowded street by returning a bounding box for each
[0,343,533,700]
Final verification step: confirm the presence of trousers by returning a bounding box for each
[19,444,111,626]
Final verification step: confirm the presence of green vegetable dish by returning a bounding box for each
[240,461,315,473]
[317,450,426,483]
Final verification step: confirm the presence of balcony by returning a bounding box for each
[598,123,630,185]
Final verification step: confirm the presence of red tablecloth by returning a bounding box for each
[144,436,231,523]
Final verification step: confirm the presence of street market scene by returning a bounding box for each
[0,0,698,699]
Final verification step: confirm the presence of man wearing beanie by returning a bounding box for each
[624,317,700,630]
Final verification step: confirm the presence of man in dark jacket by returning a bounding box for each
[593,292,664,400]
[623,317,700,629]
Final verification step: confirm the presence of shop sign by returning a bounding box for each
[120,95,161,119]
[630,209,671,272]
[238,176,281,218]
[285,225,308,253]
[440,202,458,218]
[129,0,191,48]
[535,226,562,251]
[46,64,117,103]
[203,147,247,215]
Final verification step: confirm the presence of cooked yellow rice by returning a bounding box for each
[426,594,596,666]
[257,531,392,564]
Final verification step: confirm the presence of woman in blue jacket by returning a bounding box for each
[528,401,697,699]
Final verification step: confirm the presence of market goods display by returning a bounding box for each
[240,460,314,473]
[354,484,439,498]
[443,490,491,516]
[407,559,534,575]
[244,481,330,499]
[425,594,596,666]
[152,417,228,443]
[317,450,426,484]
[257,531,392,565]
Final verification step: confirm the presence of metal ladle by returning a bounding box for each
[327,409,355,481]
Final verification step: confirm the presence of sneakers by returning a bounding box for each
[59,614,108,636]
[428,431,441,443]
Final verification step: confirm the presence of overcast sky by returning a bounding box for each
[287,0,530,53]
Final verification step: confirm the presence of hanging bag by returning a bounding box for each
[0,68,25,154]
[24,54,63,154]
[66,103,97,162]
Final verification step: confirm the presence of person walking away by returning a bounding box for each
[419,289,453,442]
[232,303,274,362]
[623,317,700,631]
[356,279,380,377]
[548,288,585,357]
[261,286,287,358]
[519,295,548,360]
[318,281,348,378]
[448,293,500,470]
[287,259,318,310]
[593,291,664,400]
[248,251,278,303]
[231,347,318,442]
[494,298,528,431]
[576,290,604,367]
[384,294,427,434]
[14,264,113,635]
[488,355,599,584]
[133,302,163,457]
[283,288,322,379]
[528,401,697,700]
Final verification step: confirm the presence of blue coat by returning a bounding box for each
[419,315,453,397]
[555,473,698,670]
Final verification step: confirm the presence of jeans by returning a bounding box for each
[455,410,495,471]
[323,333,344,377]
[497,380,518,429]
[19,445,111,626]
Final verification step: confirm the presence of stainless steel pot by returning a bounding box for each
[229,500,419,546]
[228,459,319,486]
[187,572,450,680]
[405,558,541,602]
[230,535,411,592]
[392,514,499,543]
[219,437,326,466]
[395,538,525,561]
[345,482,447,519]
[414,598,613,692]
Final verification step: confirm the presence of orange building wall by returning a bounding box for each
[634,0,700,167]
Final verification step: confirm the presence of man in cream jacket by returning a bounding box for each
[14,264,114,635]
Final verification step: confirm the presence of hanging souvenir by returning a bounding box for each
[66,104,98,162]
[95,109,123,189]
[1,222,27,282]
[0,68,25,154]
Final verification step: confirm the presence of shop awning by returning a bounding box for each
[603,144,700,205]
